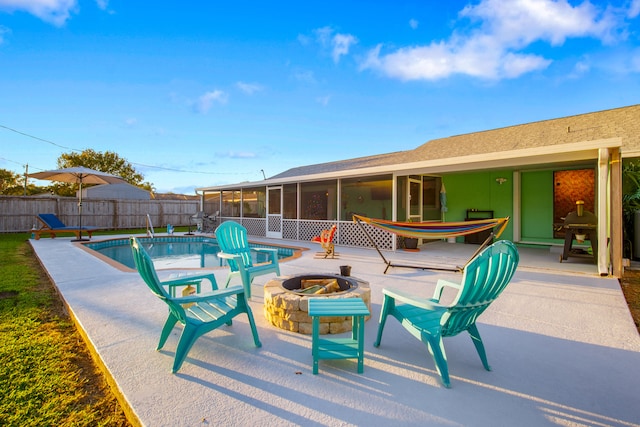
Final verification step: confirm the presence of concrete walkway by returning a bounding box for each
[30,236,640,427]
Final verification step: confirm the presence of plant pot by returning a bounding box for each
[404,237,419,250]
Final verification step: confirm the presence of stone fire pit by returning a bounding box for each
[264,274,371,335]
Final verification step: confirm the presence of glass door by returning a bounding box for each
[407,177,422,222]
[266,186,283,238]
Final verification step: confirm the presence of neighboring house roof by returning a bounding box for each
[198,104,639,190]
[82,182,151,200]
[151,193,199,200]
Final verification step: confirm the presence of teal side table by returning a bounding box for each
[308,298,370,374]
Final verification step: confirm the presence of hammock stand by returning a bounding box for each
[353,214,510,274]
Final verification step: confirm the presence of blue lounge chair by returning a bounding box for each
[374,240,519,387]
[130,237,261,373]
[34,213,101,240]
[215,221,280,298]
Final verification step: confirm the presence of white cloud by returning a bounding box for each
[95,0,108,10]
[629,0,640,18]
[123,118,138,127]
[409,19,419,29]
[361,0,624,81]
[316,95,331,106]
[0,0,77,26]
[194,90,228,114]
[292,69,317,84]
[331,33,357,63]
[313,26,358,63]
[0,25,10,44]
[236,81,263,95]
[216,151,257,159]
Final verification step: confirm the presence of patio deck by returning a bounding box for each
[30,236,640,427]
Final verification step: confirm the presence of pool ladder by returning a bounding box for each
[146,214,155,238]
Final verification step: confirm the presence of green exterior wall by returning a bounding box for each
[442,171,514,241]
[443,169,564,244]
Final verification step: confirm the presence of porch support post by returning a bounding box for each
[610,148,623,277]
[598,148,610,275]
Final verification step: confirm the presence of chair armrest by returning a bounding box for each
[161,273,218,290]
[172,285,245,304]
[252,247,279,262]
[217,252,249,274]
[382,288,444,311]
[432,279,462,302]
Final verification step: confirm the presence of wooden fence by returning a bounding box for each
[0,196,200,233]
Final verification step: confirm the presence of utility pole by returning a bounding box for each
[24,164,28,196]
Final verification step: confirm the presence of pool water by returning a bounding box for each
[86,236,297,270]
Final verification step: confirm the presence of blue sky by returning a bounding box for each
[1,0,640,193]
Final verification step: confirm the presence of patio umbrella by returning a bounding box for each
[28,166,126,241]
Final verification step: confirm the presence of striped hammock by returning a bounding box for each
[352,214,510,240]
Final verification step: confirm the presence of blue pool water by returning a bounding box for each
[86,236,297,270]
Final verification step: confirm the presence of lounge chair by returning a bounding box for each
[130,237,261,373]
[374,240,519,387]
[311,224,337,258]
[34,213,101,240]
[215,221,280,299]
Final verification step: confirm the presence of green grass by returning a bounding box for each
[0,233,131,427]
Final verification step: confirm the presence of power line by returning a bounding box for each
[0,124,82,151]
[0,124,258,176]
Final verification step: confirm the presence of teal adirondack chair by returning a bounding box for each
[374,240,519,387]
[130,237,261,373]
[215,221,281,298]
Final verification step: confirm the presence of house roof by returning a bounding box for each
[197,104,639,190]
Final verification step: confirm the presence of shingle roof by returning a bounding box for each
[270,104,640,180]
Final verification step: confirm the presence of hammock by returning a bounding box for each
[353,214,511,273]
[352,215,509,240]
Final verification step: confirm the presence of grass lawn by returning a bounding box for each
[0,232,132,427]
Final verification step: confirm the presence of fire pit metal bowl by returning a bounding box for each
[264,274,371,335]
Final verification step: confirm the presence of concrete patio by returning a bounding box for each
[30,236,640,427]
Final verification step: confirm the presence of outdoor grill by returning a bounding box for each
[560,201,598,263]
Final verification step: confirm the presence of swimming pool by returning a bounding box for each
[85,236,300,270]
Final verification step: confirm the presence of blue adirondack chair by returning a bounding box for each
[130,237,261,373]
[215,221,281,298]
[374,240,519,387]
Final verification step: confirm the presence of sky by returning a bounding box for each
[1,0,640,194]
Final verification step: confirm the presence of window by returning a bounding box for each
[341,175,392,220]
[242,187,266,218]
[300,180,337,220]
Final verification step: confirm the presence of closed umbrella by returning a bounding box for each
[440,182,448,221]
[28,166,125,241]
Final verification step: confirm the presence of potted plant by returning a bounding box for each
[403,218,419,251]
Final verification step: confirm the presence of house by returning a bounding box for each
[196,104,640,277]
[81,182,151,200]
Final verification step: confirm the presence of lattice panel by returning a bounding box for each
[242,218,266,237]
[298,221,337,242]
[235,217,394,251]
[339,220,394,250]
[283,220,298,240]
[268,216,282,233]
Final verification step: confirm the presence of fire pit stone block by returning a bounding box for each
[264,275,371,335]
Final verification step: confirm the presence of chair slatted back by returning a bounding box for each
[215,222,254,271]
[442,240,519,337]
[130,237,174,302]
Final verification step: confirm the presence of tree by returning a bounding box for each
[0,168,24,195]
[54,149,153,196]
